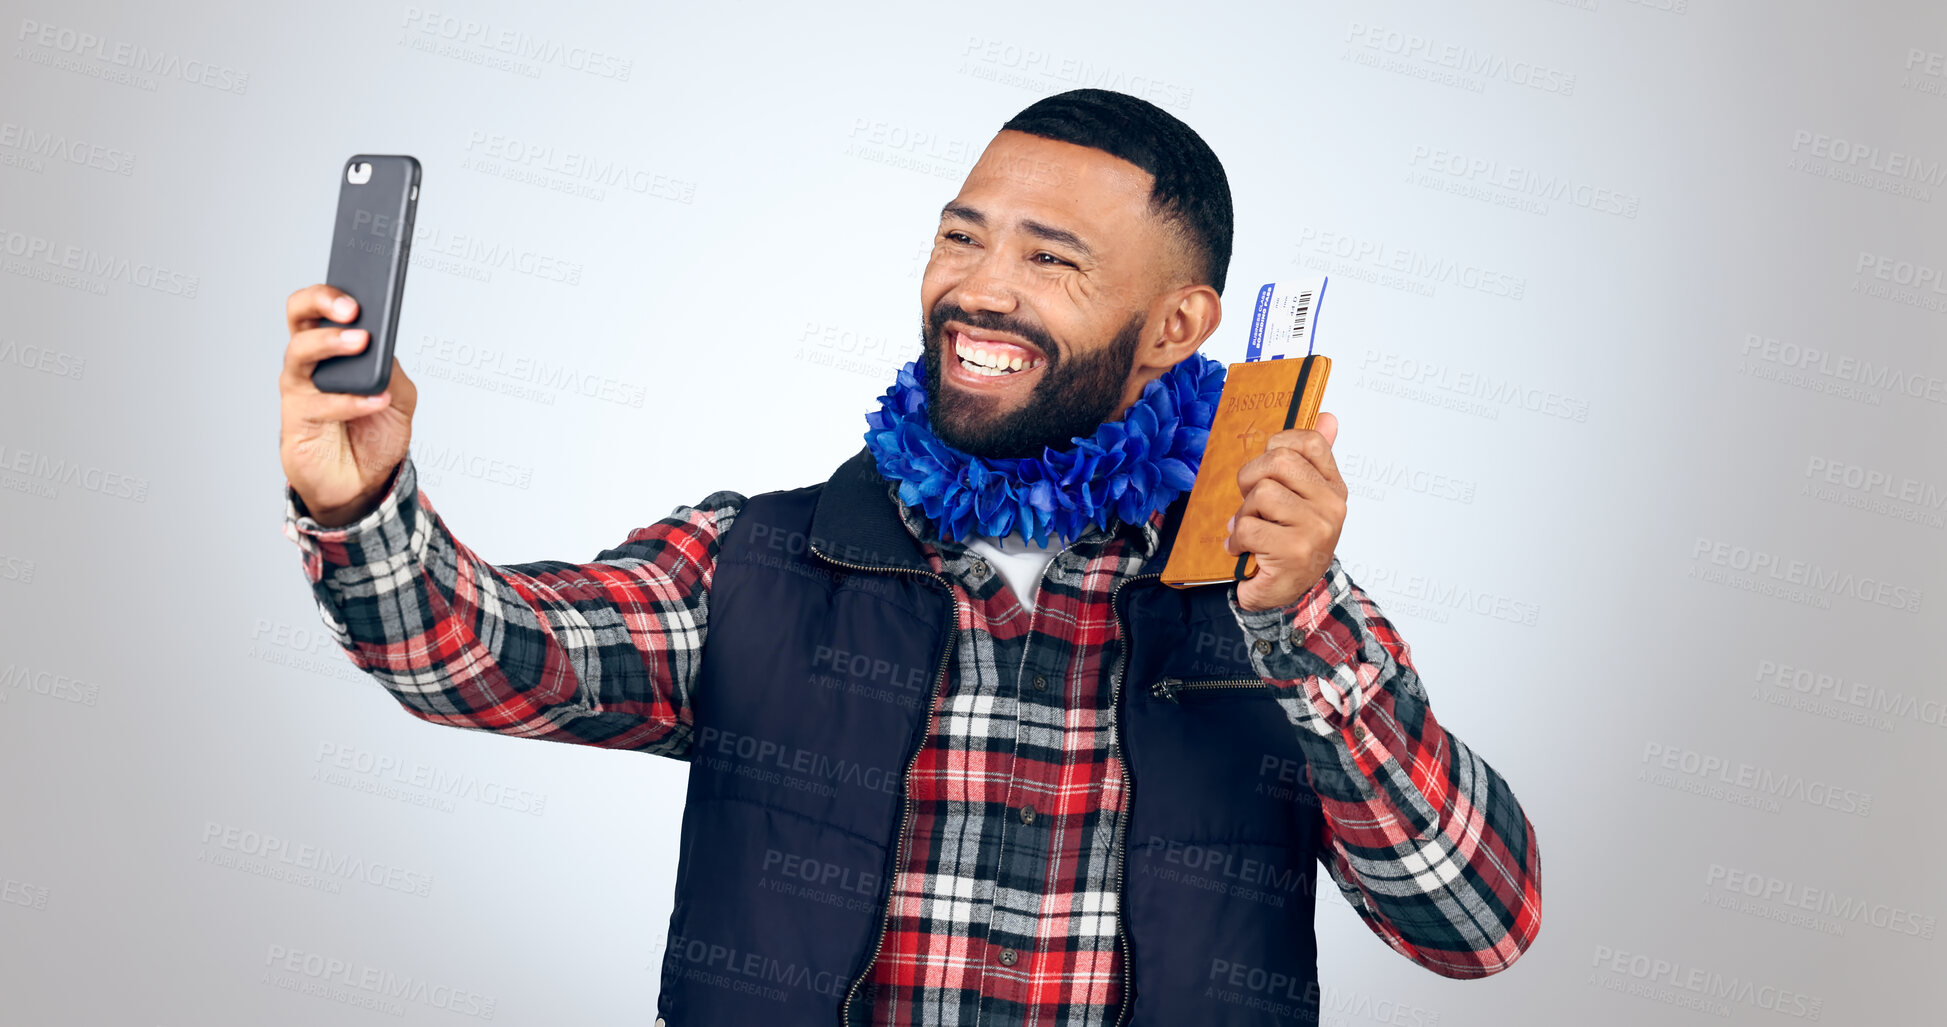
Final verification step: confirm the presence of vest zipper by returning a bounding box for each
[1107,569,1160,1027]
[810,545,961,1027]
[1149,676,1265,702]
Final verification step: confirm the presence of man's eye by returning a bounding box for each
[944,231,974,245]
[1034,252,1073,267]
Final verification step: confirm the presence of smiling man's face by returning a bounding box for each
[918,129,1220,459]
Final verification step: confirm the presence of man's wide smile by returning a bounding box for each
[945,326,1048,391]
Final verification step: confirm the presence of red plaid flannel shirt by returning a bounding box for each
[285,456,1541,1026]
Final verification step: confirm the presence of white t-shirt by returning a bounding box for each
[965,531,1061,611]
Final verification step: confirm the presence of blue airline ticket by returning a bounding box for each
[1243,276,1328,362]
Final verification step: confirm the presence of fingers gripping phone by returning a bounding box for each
[313,154,420,394]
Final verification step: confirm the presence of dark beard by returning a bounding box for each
[921,303,1145,460]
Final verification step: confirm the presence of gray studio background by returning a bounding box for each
[3,0,1944,1023]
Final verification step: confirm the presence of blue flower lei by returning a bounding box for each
[863,353,1227,546]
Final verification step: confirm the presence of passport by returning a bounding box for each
[1161,354,1331,588]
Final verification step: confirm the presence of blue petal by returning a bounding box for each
[1157,457,1197,491]
[986,502,1015,537]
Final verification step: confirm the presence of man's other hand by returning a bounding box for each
[1225,412,1346,612]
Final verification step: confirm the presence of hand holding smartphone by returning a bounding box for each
[313,155,420,394]
[277,154,424,528]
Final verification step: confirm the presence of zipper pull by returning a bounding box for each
[1150,677,1178,702]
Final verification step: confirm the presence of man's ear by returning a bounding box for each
[1134,283,1222,374]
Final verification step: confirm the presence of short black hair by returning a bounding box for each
[1000,88,1233,296]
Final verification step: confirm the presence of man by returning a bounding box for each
[278,89,1540,1026]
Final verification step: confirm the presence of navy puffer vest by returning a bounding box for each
[656,449,1325,1026]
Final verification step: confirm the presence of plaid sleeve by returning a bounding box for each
[281,455,742,757]
[1227,558,1543,978]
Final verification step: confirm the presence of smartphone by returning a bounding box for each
[313,154,420,395]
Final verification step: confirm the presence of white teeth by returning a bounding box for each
[953,334,1043,376]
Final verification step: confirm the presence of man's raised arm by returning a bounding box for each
[276,284,733,756]
[1229,560,1544,978]
[1222,421,1542,976]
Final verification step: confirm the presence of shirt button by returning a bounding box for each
[1254,638,1274,655]
[1019,804,1036,824]
[970,558,989,577]
[1352,723,1369,743]
[998,947,1019,966]
[1032,674,1047,691]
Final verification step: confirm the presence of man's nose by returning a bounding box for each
[944,248,1022,317]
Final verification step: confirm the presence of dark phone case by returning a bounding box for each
[313,154,420,395]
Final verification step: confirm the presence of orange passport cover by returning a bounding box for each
[1161,354,1331,588]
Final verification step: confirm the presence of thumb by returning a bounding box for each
[1314,411,1339,448]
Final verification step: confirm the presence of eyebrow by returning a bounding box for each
[940,203,1096,262]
